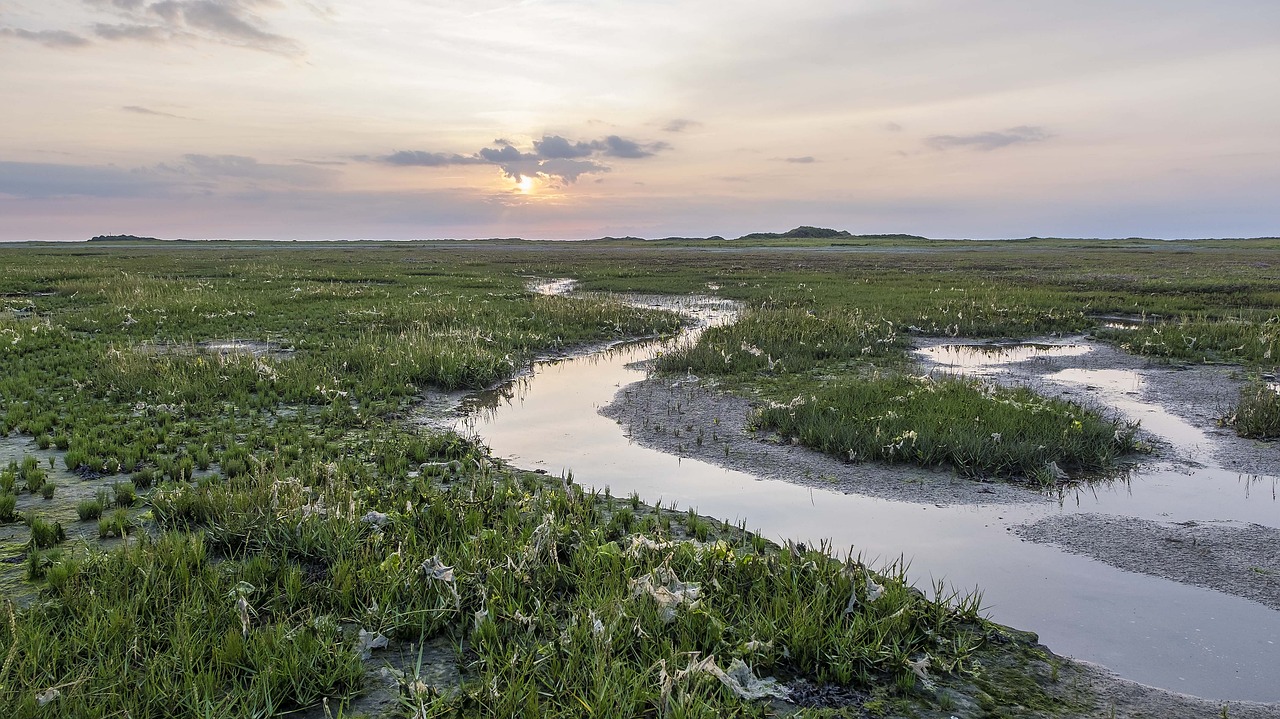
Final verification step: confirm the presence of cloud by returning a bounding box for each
[927,126,1050,151]
[80,0,301,54]
[533,135,596,159]
[533,158,610,184]
[373,133,668,186]
[477,144,536,164]
[0,28,92,48]
[783,156,816,164]
[597,135,668,158]
[92,23,168,41]
[382,150,486,167]
[122,105,193,119]
[171,154,332,185]
[0,154,331,200]
[0,161,164,199]
[662,119,701,133]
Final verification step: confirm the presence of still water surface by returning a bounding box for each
[458,287,1280,702]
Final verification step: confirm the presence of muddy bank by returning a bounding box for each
[1066,661,1280,719]
[601,373,1039,506]
[1017,514,1280,611]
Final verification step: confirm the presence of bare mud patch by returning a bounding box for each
[1016,514,1280,611]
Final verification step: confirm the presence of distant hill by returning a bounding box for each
[736,226,851,240]
[735,227,930,241]
[88,234,163,242]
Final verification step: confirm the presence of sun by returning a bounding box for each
[516,175,536,194]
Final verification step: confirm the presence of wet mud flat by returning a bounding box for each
[915,337,1280,606]
[1017,515,1280,611]
[600,372,1280,718]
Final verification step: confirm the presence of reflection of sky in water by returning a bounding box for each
[462,295,1280,702]
[916,342,1093,373]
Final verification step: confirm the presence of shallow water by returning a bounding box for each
[456,290,1280,702]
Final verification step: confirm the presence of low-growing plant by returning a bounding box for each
[1224,382,1280,440]
[19,456,47,493]
[112,481,137,507]
[77,497,104,521]
[99,509,132,538]
[0,492,16,522]
[755,373,1140,482]
[28,515,66,549]
[41,481,56,499]
[131,467,155,489]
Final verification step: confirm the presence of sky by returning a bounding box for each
[2,0,1278,241]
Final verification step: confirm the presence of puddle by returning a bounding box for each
[451,286,1280,702]
[916,342,1093,372]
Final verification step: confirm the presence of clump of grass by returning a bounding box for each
[1223,382,1280,439]
[98,509,133,538]
[77,497,104,521]
[0,492,16,522]
[658,306,904,377]
[28,515,66,548]
[41,482,56,499]
[756,373,1140,483]
[18,456,47,493]
[131,467,155,489]
[112,481,137,507]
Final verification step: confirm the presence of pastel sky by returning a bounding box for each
[2,1,1278,240]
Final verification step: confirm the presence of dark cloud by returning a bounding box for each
[382,151,485,167]
[783,156,817,164]
[477,145,536,163]
[533,135,596,159]
[598,135,669,159]
[0,27,92,48]
[662,119,701,133]
[927,125,1050,151]
[122,105,192,119]
[374,133,667,186]
[534,158,609,184]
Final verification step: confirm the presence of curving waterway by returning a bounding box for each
[455,282,1280,702]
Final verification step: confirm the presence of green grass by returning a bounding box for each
[76,498,104,521]
[1224,382,1280,439]
[1,436,995,717]
[1,238,1276,716]
[754,374,1139,483]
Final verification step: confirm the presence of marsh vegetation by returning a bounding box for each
[0,237,1276,716]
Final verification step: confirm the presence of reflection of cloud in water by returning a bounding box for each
[917,342,1092,372]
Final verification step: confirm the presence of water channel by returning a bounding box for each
[456,283,1280,702]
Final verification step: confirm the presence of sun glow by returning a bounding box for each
[516,175,536,194]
